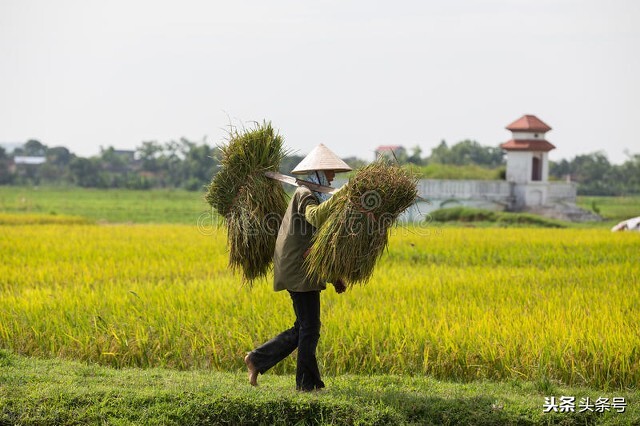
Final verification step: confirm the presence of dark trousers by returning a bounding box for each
[249,290,325,391]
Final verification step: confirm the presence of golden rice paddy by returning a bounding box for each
[1,222,638,389]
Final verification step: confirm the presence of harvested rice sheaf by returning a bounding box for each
[205,121,288,282]
[304,161,418,285]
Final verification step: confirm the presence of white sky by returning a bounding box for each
[1,0,639,163]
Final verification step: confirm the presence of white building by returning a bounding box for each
[397,114,599,222]
[14,156,47,165]
[500,114,556,209]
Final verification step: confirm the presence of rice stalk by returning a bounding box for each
[304,160,418,284]
[205,121,288,282]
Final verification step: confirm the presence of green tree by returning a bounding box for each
[23,139,47,157]
[178,138,217,190]
[549,151,640,196]
[137,141,165,173]
[449,140,503,166]
[70,157,104,187]
[38,146,74,183]
[428,140,503,167]
[407,145,423,165]
[429,140,449,164]
[619,153,640,193]
[570,152,614,195]
[0,146,12,184]
[46,146,73,166]
[99,146,128,173]
[549,159,571,180]
[163,140,183,186]
[341,156,368,170]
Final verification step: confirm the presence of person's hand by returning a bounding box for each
[333,279,347,294]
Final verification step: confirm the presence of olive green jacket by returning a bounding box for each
[273,186,338,292]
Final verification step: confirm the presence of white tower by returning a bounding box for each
[500,115,555,208]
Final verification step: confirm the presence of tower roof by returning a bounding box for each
[500,139,555,152]
[506,115,552,132]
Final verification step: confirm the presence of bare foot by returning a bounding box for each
[244,354,258,386]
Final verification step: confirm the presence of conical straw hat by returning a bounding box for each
[291,144,353,175]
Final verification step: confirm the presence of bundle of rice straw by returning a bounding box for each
[304,161,418,285]
[205,121,288,282]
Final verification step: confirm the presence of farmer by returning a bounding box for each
[244,144,351,391]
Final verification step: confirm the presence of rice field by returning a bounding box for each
[1,220,638,390]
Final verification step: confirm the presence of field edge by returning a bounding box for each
[1,350,637,425]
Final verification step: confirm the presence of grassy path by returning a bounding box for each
[1,351,637,425]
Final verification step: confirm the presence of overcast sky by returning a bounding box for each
[1,0,639,163]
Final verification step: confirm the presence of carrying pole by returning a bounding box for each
[264,171,338,194]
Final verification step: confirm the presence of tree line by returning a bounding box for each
[549,151,640,196]
[0,139,220,191]
[0,138,638,195]
[400,140,640,195]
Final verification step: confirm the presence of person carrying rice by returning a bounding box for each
[244,144,351,392]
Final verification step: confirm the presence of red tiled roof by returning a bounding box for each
[500,139,556,152]
[506,115,552,132]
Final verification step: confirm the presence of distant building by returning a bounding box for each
[374,145,406,161]
[500,115,556,208]
[397,114,600,222]
[14,156,47,165]
[10,156,47,177]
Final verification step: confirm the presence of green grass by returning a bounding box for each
[410,163,504,180]
[343,164,502,180]
[0,186,210,224]
[1,350,637,425]
[577,196,640,222]
[2,186,639,228]
[428,207,568,228]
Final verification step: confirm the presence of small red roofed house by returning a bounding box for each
[500,114,556,208]
[402,113,596,222]
[500,114,555,184]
